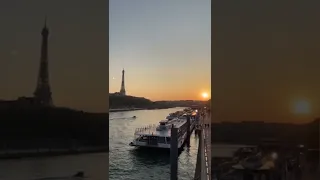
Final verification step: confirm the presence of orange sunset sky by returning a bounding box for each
[109,0,211,101]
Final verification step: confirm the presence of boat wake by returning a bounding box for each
[109,116,137,120]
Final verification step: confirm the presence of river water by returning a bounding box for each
[0,152,108,180]
[0,108,197,180]
[109,107,199,180]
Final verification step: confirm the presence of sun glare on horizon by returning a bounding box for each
[292,99,311,115]
[201,92,209,99]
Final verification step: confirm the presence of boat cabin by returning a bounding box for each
[157,120,169,131]
[136,135,171,145]
[159,119,168,125]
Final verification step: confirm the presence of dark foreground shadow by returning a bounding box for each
[33,171,87,180]
[0,106,109,159]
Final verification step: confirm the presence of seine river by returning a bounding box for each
[0,152,108,180]
[0,107,198,180]
[109,107,199,180]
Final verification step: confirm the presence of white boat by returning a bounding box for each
[166,111,184,120]
[129,116,196,149]
[166,113,176,120]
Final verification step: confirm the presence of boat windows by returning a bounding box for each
[138,135,167,144]
[138,135,149,142]
[147,136,158,145]
[166,137,171,144]
[158,137,166,143]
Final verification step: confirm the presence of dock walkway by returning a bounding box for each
[194,112,211,180]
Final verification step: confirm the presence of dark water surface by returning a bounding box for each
[0,152,108,180]
[109,107,198,180]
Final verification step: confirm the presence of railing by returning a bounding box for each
[167,111,209,180]
[203,128,210,180]
[194,129,202,180]
[194,114,211,180]
[134,124,157,133]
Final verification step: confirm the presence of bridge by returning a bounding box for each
[194,111,211,180]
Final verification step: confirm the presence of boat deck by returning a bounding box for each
[135,125,171,137]
[134,118,191,137]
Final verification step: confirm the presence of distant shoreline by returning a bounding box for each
[0,146,108,160]
[109,106,174,112]
[109,108,145,112]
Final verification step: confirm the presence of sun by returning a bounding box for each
[201,92,209,99]
[292,99,311,115]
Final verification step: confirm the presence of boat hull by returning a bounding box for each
[130,123,195,149]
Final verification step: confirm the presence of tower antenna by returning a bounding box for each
[44,15,47,27]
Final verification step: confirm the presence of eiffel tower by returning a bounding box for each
[33,17,53,106]
[119,69,126,96]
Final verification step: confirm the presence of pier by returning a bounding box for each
[193,111,211,180]
[169,109,211,180]
[128,107,211,180]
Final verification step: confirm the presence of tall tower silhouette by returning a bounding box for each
[34,17,53,106]
[119,69,126,96]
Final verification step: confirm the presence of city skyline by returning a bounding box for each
[212,0,320,123]
[109,0,211,101]
[0,0,108,112]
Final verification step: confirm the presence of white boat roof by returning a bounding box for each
[135,118,188,137]
[167,118,187,128]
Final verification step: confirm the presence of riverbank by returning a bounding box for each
[0,106,109,155]
[0,146,108,159]
[109,106,172,112]
[109,108,144,112]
